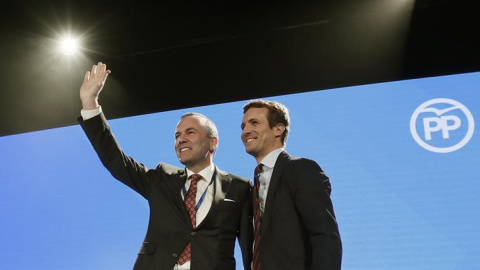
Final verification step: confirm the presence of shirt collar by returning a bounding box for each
[260,148,284,169]
[186,163,215,183]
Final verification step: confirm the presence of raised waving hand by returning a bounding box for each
[80,62,111,110]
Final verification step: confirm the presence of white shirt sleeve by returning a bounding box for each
[80,106,102,120]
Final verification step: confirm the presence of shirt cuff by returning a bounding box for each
[81,106,102,120]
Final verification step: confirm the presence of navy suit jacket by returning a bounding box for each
[79,113,253,270]
[257,150,342,270]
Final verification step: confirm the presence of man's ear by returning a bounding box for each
[209,137,218,152]
[274,123,285,138]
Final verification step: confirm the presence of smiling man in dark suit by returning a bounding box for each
[240,99,342,270]
[78,62,253,270]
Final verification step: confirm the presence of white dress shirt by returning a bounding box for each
[183,165,215,227]
[80,106,103,120]
[257,148,284,214]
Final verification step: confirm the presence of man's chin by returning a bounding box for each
[245,148,257,156]
[178,155,190,164]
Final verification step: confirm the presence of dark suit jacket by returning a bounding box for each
[257,150,342,270]
[79,113,253,270]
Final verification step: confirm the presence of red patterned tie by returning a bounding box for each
[252,164,263,270]
[178,173,201,265]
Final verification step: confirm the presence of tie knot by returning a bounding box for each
[190,173,201,183]
[254,164,263,178]
[255,164,263,172]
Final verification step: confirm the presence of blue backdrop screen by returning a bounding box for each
[1,71,479,269]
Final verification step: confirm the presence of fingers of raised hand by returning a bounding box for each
[98,62,107,73]
[83,71,90,83]
[90,64,97,76]
[87,62,110,81]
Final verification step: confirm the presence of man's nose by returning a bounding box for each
[176,135,187,144]
[242,125,252,134]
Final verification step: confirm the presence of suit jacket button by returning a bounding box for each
[191,231,196,235]
[173,253,178,258]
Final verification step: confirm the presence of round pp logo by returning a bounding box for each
[410,98,475,153]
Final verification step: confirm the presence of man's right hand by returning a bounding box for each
[80,62,111,110]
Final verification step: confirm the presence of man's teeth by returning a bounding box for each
[180,148,190,152]
[247,138,255,143]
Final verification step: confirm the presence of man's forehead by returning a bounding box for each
[176,116,203,131]
[245,107,268,118]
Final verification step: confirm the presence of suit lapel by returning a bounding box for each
[171,169,191,224]
[262,150,290,231]
[196,166,231,228]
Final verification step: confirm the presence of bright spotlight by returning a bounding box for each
[60,36,79,55]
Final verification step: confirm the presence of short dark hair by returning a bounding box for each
[243,100,290,146]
